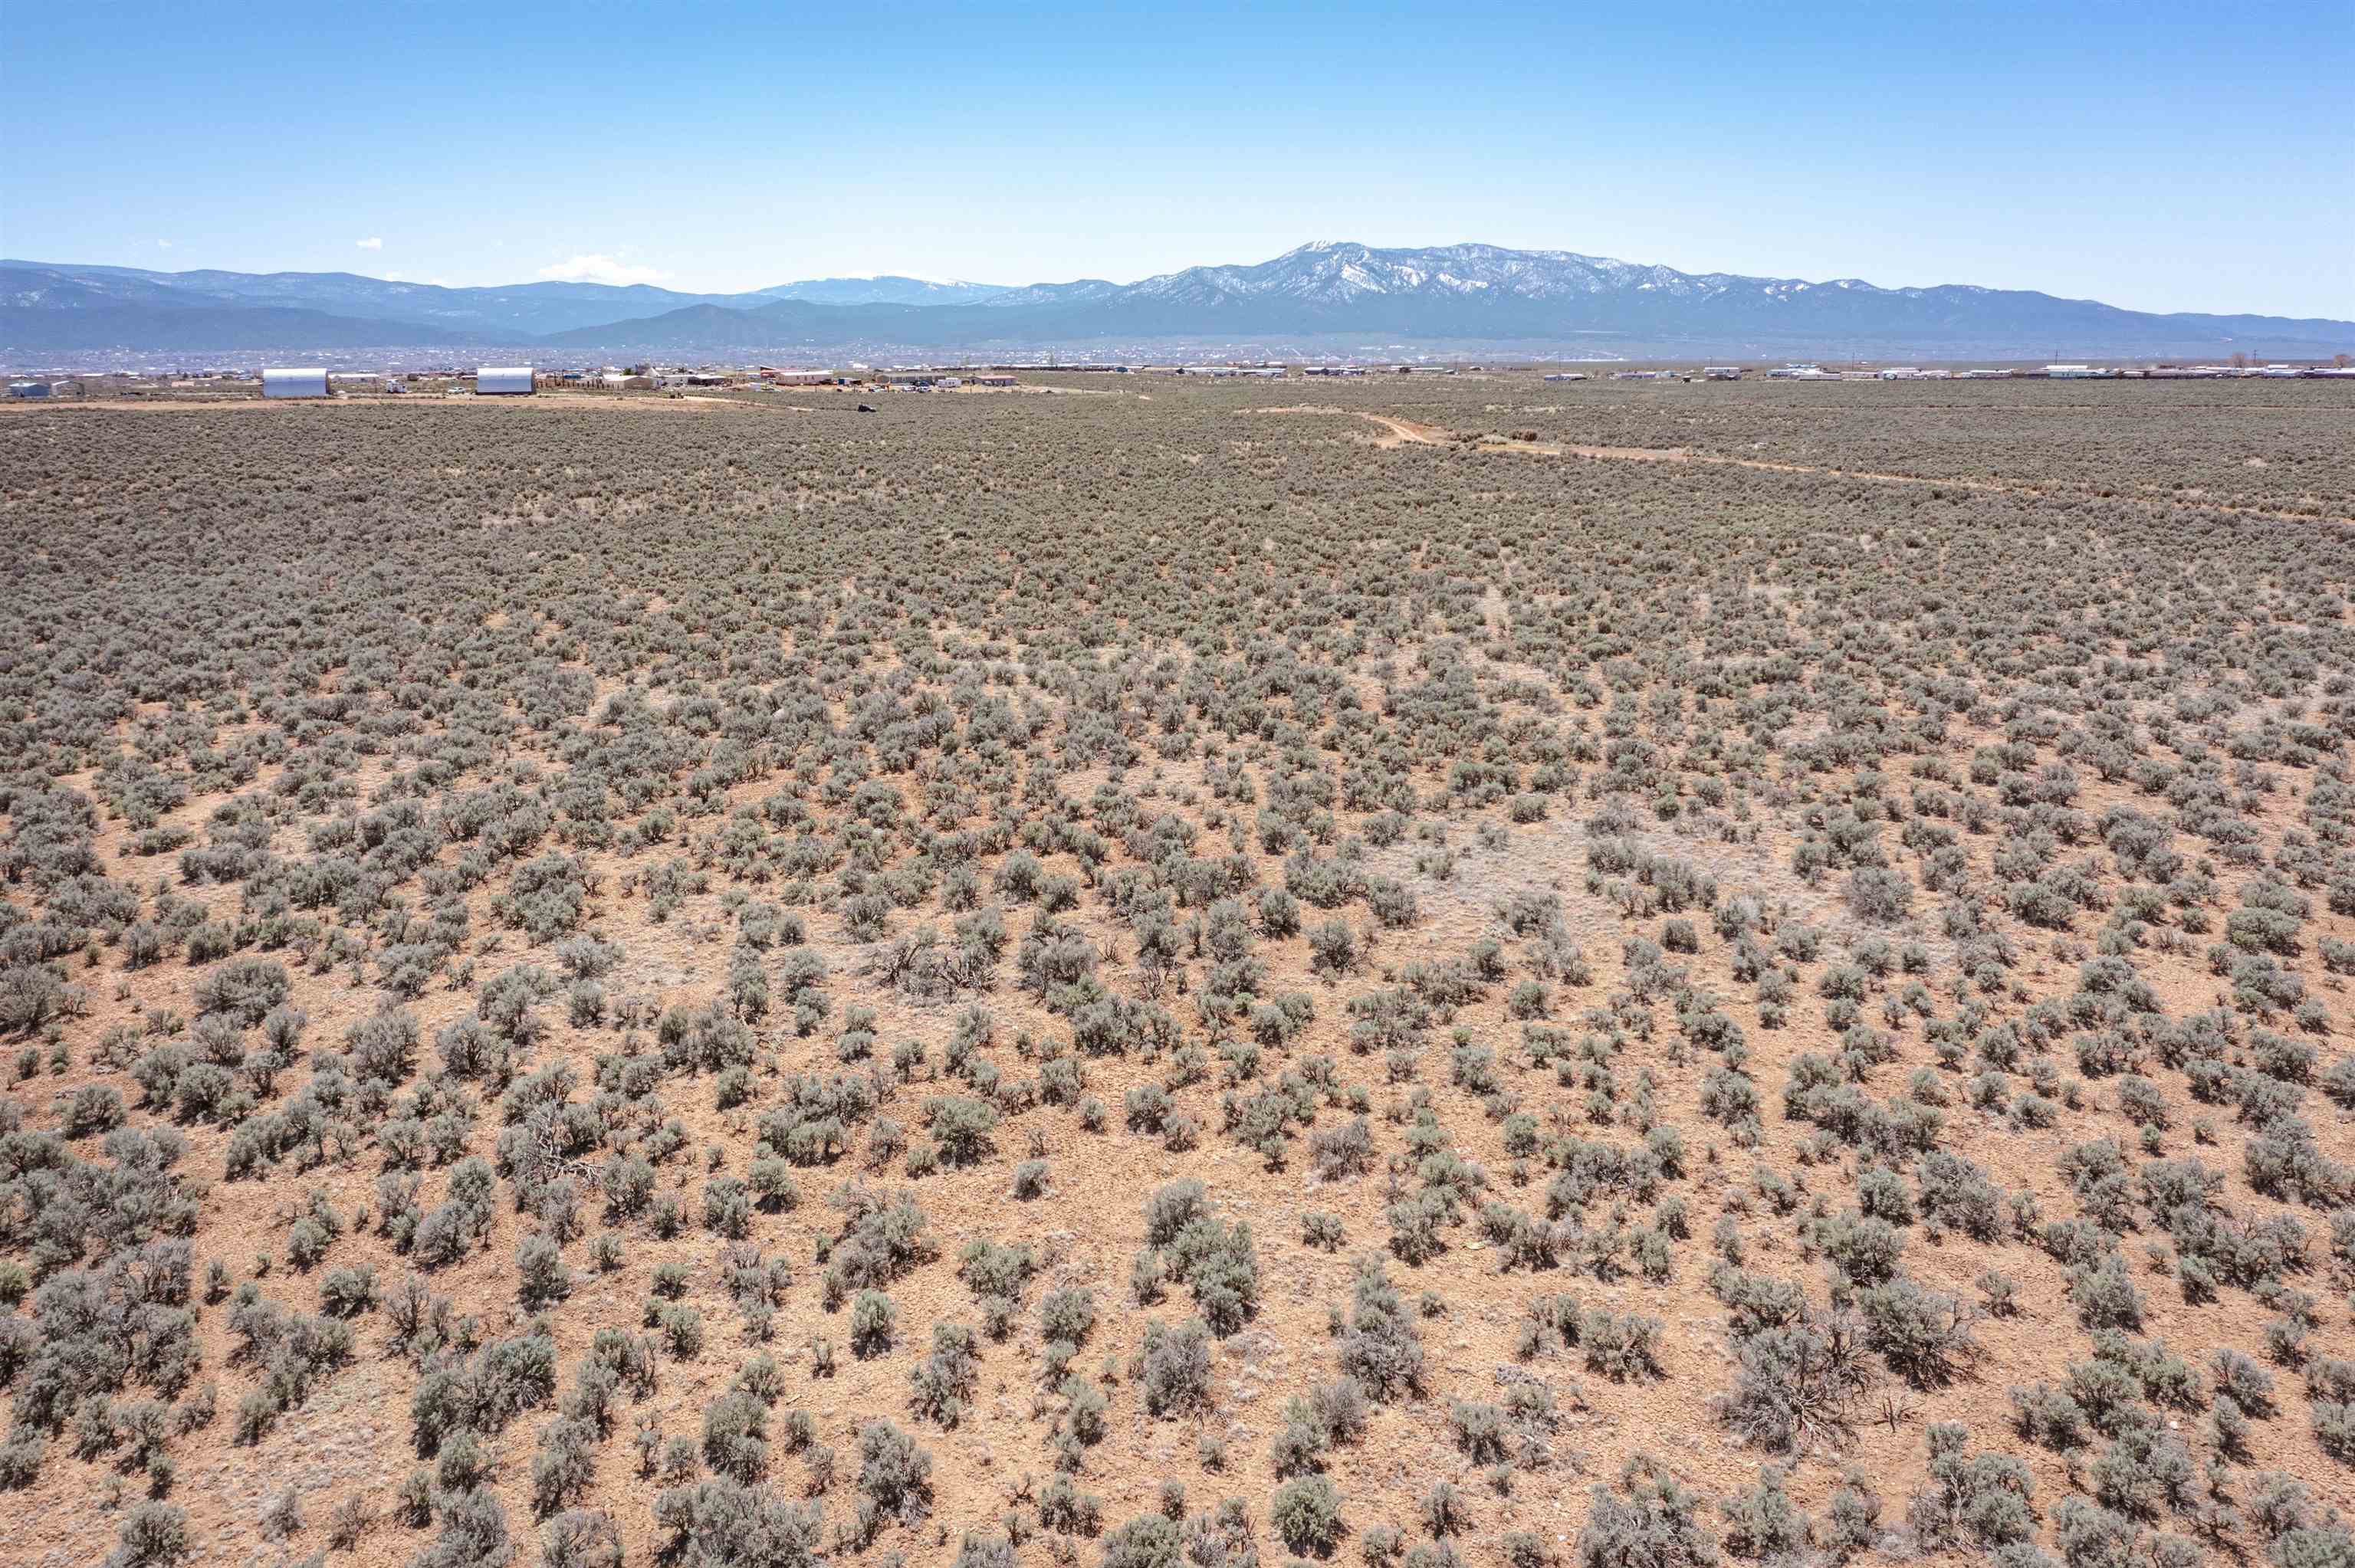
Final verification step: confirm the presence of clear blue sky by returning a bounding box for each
[5,1,2349,317]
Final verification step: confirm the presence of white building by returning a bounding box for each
[2045,364,2102,379]
[262,367,330,399]
[1702,366,1743,380]
[475,366,535,395]
[1542,372,1588,382]
[1877,367,1921,380]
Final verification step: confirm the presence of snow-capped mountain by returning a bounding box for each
[957,240,2353,352]
[1119,241,1750,306]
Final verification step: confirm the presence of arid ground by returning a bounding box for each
[2,376,2351,1568]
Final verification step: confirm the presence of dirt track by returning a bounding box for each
[1260,407,2355,526]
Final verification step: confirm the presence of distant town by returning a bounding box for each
[9,354,2353,401]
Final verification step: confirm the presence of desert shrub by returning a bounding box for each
[1337,1259,1427,1401]
[1715,1307,1874,1451]
[540,1508,624,1568]
[412,1486,512,1568]
[908,1322,981,1425]
[1906,1423,2038,1550]
[1102,1514,1184,1568]
[856,1419,934,1528]
[1857,1279,1982,1387]
[1575,1458,1718,1568]
[652,1478,821,1566]
[1140,1317,1214,1415]
[1718,1466,1807,1560]
[701,1391,770,1485]
[1846,867,1914,924]
[1273,1474,1347,1557]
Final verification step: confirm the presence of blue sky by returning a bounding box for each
[5,1,2349,317]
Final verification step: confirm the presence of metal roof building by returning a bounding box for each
[475,366,534,395]
[262,368,329,399]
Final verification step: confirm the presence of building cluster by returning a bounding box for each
[12,356,2347,404]
[208,363,1036,399]
[1753,362,2355,382]
[257,365,539,398]
[1611,367,1749,380]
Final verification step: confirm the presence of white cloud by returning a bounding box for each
[356,237,383,251]
[156,239,173,250]
[537,254,672,287]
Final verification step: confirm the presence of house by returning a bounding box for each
[2044,364,2103,379]
[1542,372,1588,382]
[6,380,51,399]
[1877,367,1921,380]
[1702,366,1743,380]
[970,373,1016,387]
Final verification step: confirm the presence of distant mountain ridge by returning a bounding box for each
[7,242,2351,359]
[751,276,1009,308]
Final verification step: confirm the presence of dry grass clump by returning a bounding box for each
[0,377,2350,1568]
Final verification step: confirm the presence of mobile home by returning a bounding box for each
[262,367,330,399]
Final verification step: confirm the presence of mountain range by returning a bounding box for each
[6,242,2350,360]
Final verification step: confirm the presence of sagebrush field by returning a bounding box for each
[2,377,2352,1568]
